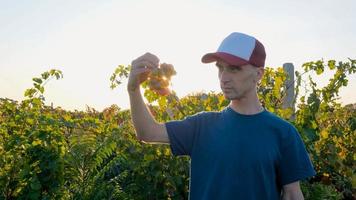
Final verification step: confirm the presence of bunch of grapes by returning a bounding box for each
[147,63,176,96]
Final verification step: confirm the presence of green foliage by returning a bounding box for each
[0,69,65,199]
[301,181,343,200]
[24,69,63,100]
[295,59,356,199]
[1,59,355,199]
[110,65,131,90]
[258,66,294,119]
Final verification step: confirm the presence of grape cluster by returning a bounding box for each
[147,63,176,96]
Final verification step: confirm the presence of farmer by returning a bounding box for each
[127,32,316,200]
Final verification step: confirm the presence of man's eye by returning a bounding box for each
[228,67,241,72]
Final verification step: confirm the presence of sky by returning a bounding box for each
[1,0,355,111]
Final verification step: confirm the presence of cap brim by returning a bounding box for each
[201,52,250,66]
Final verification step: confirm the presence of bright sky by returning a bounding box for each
[1,0,355,111]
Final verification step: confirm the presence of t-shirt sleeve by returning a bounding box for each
[164,113,202,156]
[278,125,316,186]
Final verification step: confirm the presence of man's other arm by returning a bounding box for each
[281,181,304,200]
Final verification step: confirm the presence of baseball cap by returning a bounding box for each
[201,32,266,68]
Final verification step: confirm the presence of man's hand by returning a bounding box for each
[281,181,304,200]
[127,52,160,93]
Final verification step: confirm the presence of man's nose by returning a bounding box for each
[219,70,230,83]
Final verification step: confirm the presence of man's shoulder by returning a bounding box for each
[263,110,295,130]
[182,109,225,125]
[189,109,224,119]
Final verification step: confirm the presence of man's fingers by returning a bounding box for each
[128,53,159,91]
[131,67,151,75]
[132,52,160,69]
[132,60,158,70]
[142,52,160,65]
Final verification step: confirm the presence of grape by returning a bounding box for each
[156,88,170,96]
[160,63,176,78]
[148,78,162,90]
[147,63,176,96]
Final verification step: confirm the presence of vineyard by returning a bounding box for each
[0,59,355,199]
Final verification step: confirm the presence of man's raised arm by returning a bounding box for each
[127,52,169,144]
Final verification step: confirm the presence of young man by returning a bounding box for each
[127,32,316,200]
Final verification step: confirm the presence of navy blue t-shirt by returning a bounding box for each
[165,106,316,200]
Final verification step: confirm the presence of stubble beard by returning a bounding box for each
[223,89,244,101]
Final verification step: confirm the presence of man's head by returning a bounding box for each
[201,32,266,100]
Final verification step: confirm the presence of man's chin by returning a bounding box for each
[223,93,243,101]
[223,94,236,100]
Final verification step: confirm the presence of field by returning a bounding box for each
[0,59,355,199]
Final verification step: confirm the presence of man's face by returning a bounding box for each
[216,60,264,100]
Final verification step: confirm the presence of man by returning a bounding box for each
[127,32,316,200]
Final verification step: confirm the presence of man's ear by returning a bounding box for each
[255,67,264,82]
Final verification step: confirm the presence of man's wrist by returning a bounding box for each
[127,88,140,95]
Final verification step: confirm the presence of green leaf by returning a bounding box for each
[29,191,41,200]
[144,154,154,161]
[32,139,42,146]
[30,179,41,190]
[39,86,44,93]
[32,78,42,84]
[55,73,61,79]
[311,120,318,129]
[24,88,36,97]
[328,60,336,70]
[303,128,318,142]
[50,69,56,75]
[34,83,40,90]
[41,72,50,79]
[316,67,324,75]
[342,79,348,86]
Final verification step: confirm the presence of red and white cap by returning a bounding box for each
[201,32,266,68]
